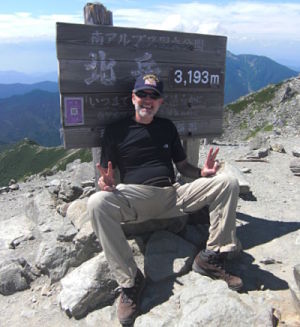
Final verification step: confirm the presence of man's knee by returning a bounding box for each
[87,191,113,213]
[216,173,239,194]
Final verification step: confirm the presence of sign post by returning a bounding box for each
[56,2,227,175]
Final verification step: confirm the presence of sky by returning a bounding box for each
[0,0,300,73]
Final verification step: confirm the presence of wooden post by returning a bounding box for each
[84,3,113,189]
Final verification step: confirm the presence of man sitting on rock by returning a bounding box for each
[88,73,243,325]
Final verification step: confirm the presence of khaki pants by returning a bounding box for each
[88,172,239,287]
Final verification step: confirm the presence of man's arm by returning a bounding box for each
[175,147,220,179]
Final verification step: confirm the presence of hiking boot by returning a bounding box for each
[117,268,145,326]
[192,249,243,291]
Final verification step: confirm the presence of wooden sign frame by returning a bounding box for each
[56,22,227,148]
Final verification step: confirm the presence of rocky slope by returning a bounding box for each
[222,75,300,142]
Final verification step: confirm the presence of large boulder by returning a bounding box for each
[0,258,38,295]
[59,253,117,319]
[136,272,274,326]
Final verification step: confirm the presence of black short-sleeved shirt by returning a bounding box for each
[100,116,186,184]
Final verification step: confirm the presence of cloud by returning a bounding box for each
[1,1,300,65]
[114,2,300,43]
[0,12,82,43]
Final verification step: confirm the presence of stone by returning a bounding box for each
[290,158,300,176]
[292,147,300,157]
[0,186,9,194]
[81,180,95,188]
[0,258,37,295]
[35,240,77,283]
[58,181,83,202]
[25,190,63,233]
[249,135,268,150]
[56,218,78,242]
[59,253,118,319]
[270,143,286,153]
[9,184,19,191]
[241,167,251,174]
[66,198,89,229]
[136,272,274,326]
[260,258,276,265]
[144,231,197,282]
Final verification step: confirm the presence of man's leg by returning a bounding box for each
[175,172,243,290]
[87,184,179,324]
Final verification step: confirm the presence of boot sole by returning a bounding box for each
[192,261,243,292]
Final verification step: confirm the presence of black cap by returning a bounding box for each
[133,74,164,95]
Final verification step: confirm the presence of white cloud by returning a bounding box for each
[1,2,300,64]
[114,2,300,42]
[0,13,82,43]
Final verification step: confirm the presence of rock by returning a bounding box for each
[84,305,118,326]
[292,147,300,157]
[270,143,286,153]
[56,218,78,242]
[9,232,35,249]
[260,258,276,265]
[58,181,83,202]
[0,186,9,194]
[290,158,300,176]
[144,231,197,282]
[247,148,269,159]
[0,258,37,295]
[241,167,251,174]
[79,186,96,199]
[9,183,19,191]
[136,272,274,326]
[35,240,77,283]
[25,190,63,233]
[249,135,269,150]
[66,198,89,229]
[294,264,300,291]
[59,253,118,319]
[8,179,16,186]
[81,180,95,188]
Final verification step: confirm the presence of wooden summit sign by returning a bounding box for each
[56,22,227,148]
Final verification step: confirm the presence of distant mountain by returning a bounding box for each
[0,90,61,147]
[0,138,92,186]
[221,75,300,141]
[0,70,58,84]
[0,81,59,99]
[224,52,298,104]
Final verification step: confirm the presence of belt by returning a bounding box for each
[142,176,173,187]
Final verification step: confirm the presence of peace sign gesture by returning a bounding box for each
[201,147,220,177]
[96,161,116,192]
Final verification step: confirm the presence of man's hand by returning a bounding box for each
[201,147,220,177]
[97,161,116,192]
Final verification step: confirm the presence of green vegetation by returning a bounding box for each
[0,139,92,186]
[239,121,248,129]
[226,83,281,115]
[245,123,274,140]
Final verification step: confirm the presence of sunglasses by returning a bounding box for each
[134,90,161,100]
